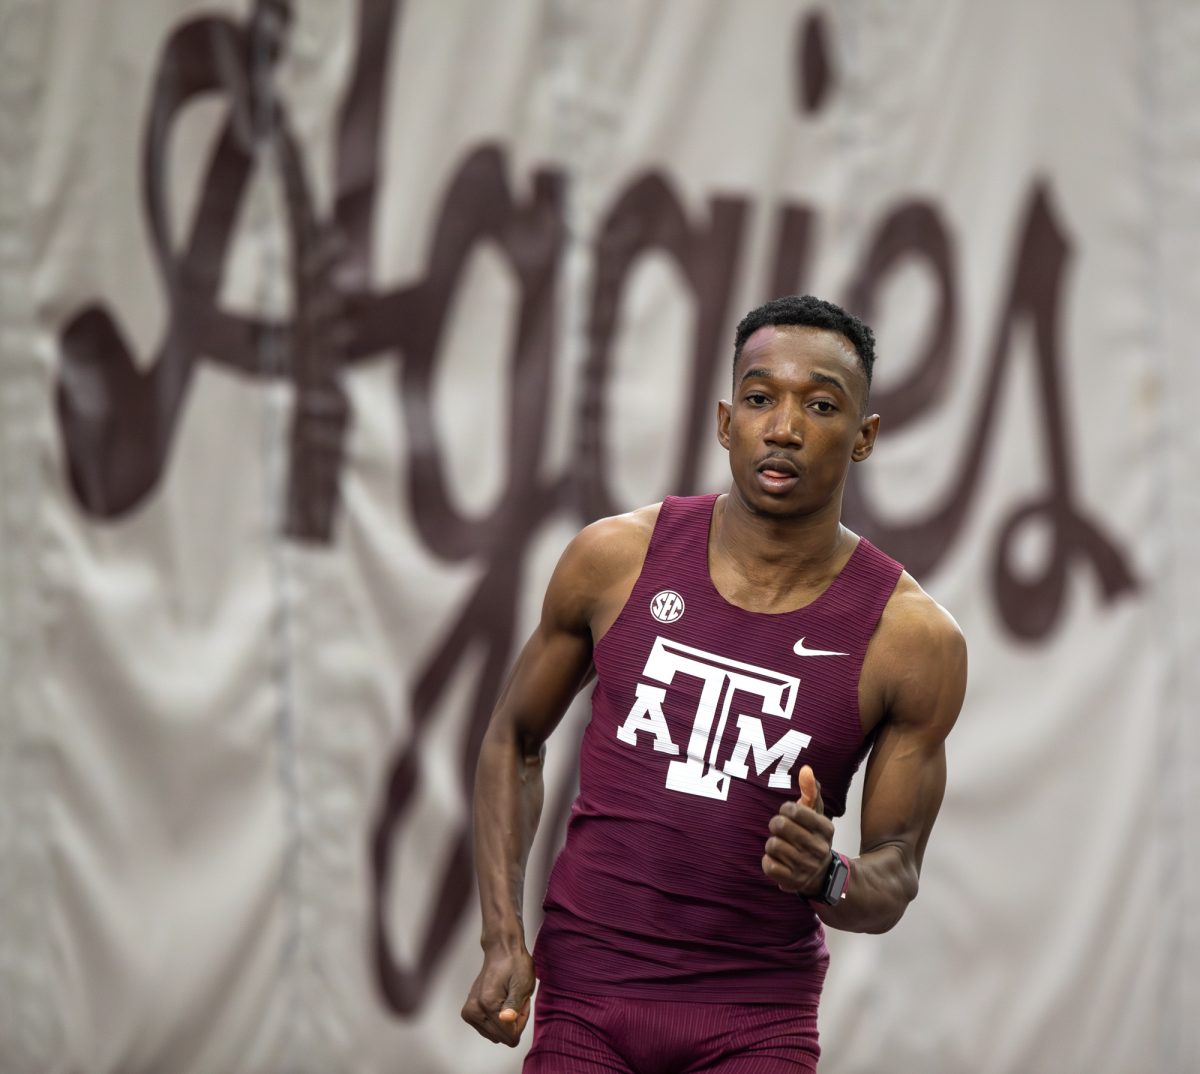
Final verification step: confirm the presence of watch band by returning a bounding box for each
[815,850,850,905]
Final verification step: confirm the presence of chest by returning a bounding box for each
[591,582,868,812]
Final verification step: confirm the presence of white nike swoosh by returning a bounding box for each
[793,637,849,657]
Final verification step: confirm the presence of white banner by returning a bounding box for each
[0,1,1197,1072]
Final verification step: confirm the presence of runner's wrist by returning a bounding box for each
[808,850,850,906]
[480,922,528,954]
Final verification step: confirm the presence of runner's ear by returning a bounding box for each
[717,399,732,448]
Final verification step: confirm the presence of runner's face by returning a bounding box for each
[717,325,878,518]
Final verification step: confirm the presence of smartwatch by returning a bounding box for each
[815,851,850,905]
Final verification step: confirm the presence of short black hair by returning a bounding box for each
[733,295,876,393]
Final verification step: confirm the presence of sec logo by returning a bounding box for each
[650,589,685,623]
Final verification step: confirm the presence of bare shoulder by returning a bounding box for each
[879,573,966,657]
[868,572,967,732]
[563,502,662,580]
[546,503,663,635]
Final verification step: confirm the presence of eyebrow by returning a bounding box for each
[808,371,848,395]
[738,367,849,396]
[738,366,773,384]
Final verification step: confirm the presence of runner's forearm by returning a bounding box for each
[814,842,919,934]
[473,721,547,949]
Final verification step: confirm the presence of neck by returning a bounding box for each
[713,490,852,588]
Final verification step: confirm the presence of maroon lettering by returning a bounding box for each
[842,184,1138,637]
[50,0,1138,1020]
[370,144,566,1013]
[579,175,747,520]
[768,204,818,299]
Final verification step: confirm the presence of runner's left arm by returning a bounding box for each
[761,587,966,932]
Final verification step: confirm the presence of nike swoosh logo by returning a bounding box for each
[793,637,849,657]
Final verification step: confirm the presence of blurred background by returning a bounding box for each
[0,1,1197,1072]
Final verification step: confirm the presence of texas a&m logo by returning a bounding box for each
[616,637,810,800]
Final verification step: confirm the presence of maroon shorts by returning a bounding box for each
[523,984,821,1074]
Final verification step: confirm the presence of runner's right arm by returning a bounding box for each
[461,510,655,1046]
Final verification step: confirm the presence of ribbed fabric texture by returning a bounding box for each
[524,984,821,1074]
[534,494,904,1002]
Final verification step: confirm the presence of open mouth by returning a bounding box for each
[756,457,800,492]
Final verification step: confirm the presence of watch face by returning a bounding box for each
[822,855,849,904]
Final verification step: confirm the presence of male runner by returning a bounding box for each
[462,295,967,1072]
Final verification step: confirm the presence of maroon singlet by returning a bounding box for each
[533,494,904,1002]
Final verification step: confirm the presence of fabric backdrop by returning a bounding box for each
[0,1,1197,1072]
